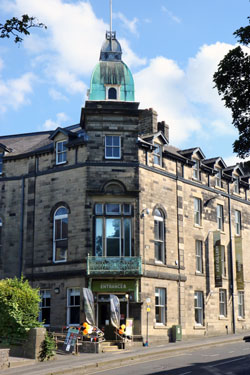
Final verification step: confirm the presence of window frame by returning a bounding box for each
[56,140,67,165]
[221,245,226,277]
[39,290,51,327]
[195,240,203,273]
[53,206,68,263]
[235,210,241,236]
[215,168,222,188]
[194,197,202,226]
[94,203,133,257]
[0,152,3,175]
[234,177,240,194]
[105,135,121,160]
[105,85,120,100]
[155,287,166,325]
[238,291,245,319]
[194,291,204,326]
[153,144,162,166]
[67,288,80,326]
[154,209,165,263]
[193,159,200,180]
[219,289,227,317]
[217,204,224,231]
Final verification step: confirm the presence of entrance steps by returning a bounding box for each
[101,341,125,353]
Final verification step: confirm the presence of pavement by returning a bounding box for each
[2,331,250,375]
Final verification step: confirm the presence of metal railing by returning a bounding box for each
[87,256,142,276]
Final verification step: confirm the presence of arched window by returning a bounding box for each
[154,209,165,263]
[108,87,117,100]
[53,207,68,263]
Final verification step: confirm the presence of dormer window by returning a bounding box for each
[0,153,3,175]
[153,144,162,166]
[215,168,222,188]
[234,177,240,194]
[193,159,200,180]
[56,140,67,165]
[108,87,117,100]
[106,85,120,100]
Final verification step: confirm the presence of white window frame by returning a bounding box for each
[67,288,80,326]
[194,198,201,226]
[39,290,51,327]
[154,209,165,263]
[217,204,224,231]
[235,210,241,236]
[234,177,240,194]
[53,207,68,263]
[219,289,227,317]
[193,159,200,180]
[194,291,204,326]
[195,240,203,273]
[105,85,120,100]
[153,144,162,166]
[56,140,67,165]
[105,135,121,159]
[238,291,245,319]
[215,168,222,187]
[155,288,166,325]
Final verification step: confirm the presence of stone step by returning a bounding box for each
[8,357,36,368]
[101,345,121,353]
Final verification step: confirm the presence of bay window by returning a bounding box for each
[95,203,132,257]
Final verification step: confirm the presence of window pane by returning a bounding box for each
[107,238,120,256]
[113,136,120,146]
[113,147,120,158]
[106,136,112,146]
[124,219,131,256]
[95,204,103,215]
[106,219,120,256]
[106,204,120,214]
[61,218,68,238]
[55,220,61,240]
[55,207,67,216]
[106,147,112,157]
[95,218,103,256]
[123,204,131,215]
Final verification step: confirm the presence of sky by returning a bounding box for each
[0,0,250,165]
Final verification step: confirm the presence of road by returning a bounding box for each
[88,341,250,375]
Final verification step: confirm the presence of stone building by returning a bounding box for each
[0,29,250,342]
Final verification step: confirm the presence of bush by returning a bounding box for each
[0,276,42,343]
[39,332,56,361]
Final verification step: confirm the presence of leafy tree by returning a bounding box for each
[213,17,250,158]
[0,14,47,43]
[0,276,42,342]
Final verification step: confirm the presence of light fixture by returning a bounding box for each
[54,287,60,294]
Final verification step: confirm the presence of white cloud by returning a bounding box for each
[49,88,68,101]
[120,38,146,68]
[0,72,35,113]
[161,6,181,23]
[41,111,69,130]
[223,154,250,167]
[113,12,139,35]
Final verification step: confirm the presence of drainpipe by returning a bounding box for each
[176,162,181,325]
[228,187,236,334]
[18,177,25,278]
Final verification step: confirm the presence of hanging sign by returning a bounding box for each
[235,236,244,290]
[110,294,120,329]
[213,231,222,287]
[83,288,95,326]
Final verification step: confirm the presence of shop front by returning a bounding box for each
[90,279,141,339]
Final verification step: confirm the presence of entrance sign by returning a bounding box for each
[63,328,79,352]
[83,288,95,326]
[110,294,120,329]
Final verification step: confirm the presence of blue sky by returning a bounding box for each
[0,0,250,165]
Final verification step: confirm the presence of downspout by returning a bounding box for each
[18,177,25,278]
[228,184,236,334]
[176,161,181,325]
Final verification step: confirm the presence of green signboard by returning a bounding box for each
[235,236,244,290]
[92,279,136,293]
[213,231,222,288]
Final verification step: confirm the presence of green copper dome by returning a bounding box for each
[88,32,135,102]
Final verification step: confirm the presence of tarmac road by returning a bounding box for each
[86,341,250,375]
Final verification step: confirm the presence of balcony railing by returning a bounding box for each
[87,256,142,276]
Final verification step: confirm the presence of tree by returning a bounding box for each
[213,17,250,158]
[0,14,46,43]
[0,276,42,342]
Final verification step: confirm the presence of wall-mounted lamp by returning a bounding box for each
[54,287,60,294]
[140,208,150,219]
[204,193,221,207]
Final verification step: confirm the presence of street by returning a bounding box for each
[88,341,250,375]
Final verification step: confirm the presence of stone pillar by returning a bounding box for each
[23,328,46,360]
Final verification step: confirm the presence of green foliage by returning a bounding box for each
[0,14,47,43]
[0,276,42,342]
[213,17,250,158]
[39,332,56,361]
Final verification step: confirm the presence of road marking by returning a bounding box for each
[202,354,219,357]
[209,356,246,368]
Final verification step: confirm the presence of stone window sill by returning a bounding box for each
[194,325,205,330]
[153,324,168,330]
[218,315,228,320]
